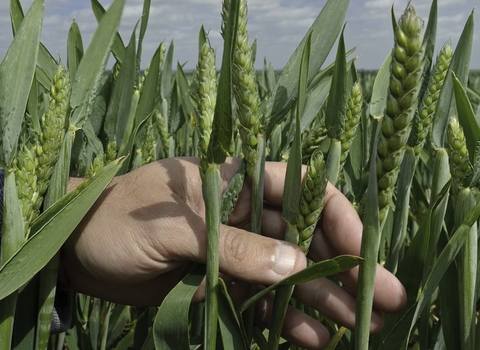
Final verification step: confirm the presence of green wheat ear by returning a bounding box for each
[411,42,453,157]
[155,110,170,158]
[302,114,327,163]
[141,123,157,166]
[377,3,426,223]
[297,150,328,254]
[222,0,263,178]
[447,116,472,193]
[14,65,71,236]
[194,36,217,176]
[340,81,363,168]
[105,140,118,163]
[14,144,40,235]
[36,65,71,196]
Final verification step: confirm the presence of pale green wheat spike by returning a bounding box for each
[158,41,167,75]
[340,81,363,168]
[14,144,41,235]
[138,62,150,93]
[141,123,157,166]
[302,115,327,163]
[222,0,263,177]
[88,153,106,177]
[377,3,426,222]
[194,37,217,175]
[112,61,121,80]
[154,110,170,159]
[447,117,472,192]
[105,140,118,163]
[35,65,71,199]
[296,151,328,254]
[412,42,453,156]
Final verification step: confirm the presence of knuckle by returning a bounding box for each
[222,230,249,264]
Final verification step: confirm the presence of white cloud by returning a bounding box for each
[0,0,478,70]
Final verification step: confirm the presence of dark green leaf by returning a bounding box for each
[135,45,161,128]
[136,0,151,84]
[70,0,126,127]
[409,198,480,342]
[153,264,205,350]
[118,112,152,174]
[420,0,438,93]
[326,25,348,140]
[176,62,197,125]
[300,75,331,132]
[26,71,41,135]
[160,40,174,100]
[9,0,58,87]
[104,25,137,145]
[218,279,248,350]
[452,72,479,163]
[386,147,416,273]
[282,34,310,223]
[378,180,451,349]
[9,0,24,35]
[266,0,350,135]
[355,119,380,349]
[207,0,239,164]
[168,80,181,133]
[431,10,474,148]
[370,53,392,118]
[90,0,126,63]
[67,20,84,83]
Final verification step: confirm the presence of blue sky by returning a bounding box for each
[0,0,478,71]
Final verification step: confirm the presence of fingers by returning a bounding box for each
[194,278,331,350]
[262,163,407,314]
[168,211,308,286]
[218,225,308,284]
[255,289,331,350]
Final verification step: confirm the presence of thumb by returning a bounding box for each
[217,225,307,285]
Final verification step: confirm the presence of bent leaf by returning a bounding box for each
[153,263,205,350]
[0,158,124,301]
[240,255,362,313]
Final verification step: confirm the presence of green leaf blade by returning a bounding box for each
[0,0,44,165]
[207,0,239,164]
[70,0,126,127]
[326,25,348,140]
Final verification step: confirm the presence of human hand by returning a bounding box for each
[60,157,406,349]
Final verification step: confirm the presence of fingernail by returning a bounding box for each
[273,244,298,276]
